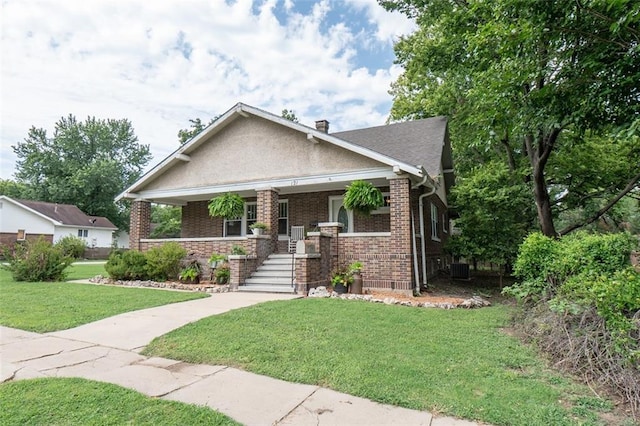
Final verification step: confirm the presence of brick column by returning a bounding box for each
[129,200,151,251]
[257,188,279,253]
[318,222,343,273]
[389,177,412,290]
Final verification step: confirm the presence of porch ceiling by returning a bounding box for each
[125,168,402,205]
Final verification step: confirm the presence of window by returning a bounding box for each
[278,200,288,235]
[77,229,88,238]
[17,229,25,241]
[430,203,440,241]
[246,203,257,232]
[442,213,448,233]
[371,192,391,214]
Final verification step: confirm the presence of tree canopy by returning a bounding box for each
[381,0,640,238]
[12,115,151,230]
[177,118,216,145]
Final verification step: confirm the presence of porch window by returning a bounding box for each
[430,203,440,241]
[278,200,288,235]
[246,203,257,232]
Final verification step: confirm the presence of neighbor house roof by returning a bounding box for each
[2,196,117,229]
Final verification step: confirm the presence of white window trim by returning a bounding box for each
[17,229,26,241]
[328,195,353,233]
[371,192,391,215]
[278,199,288,236]
[430,203,440,242]
[224,202,255,237]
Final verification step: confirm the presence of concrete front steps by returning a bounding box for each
[238,253,296,294]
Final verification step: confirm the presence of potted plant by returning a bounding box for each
[331,265,354,294]
[179,263,201,284]
[208,253,227,269]
[208,193,245,220]
[343,180,384,216]
[214,265,230,284]
[249,222,269,235]
[348,261,363,274]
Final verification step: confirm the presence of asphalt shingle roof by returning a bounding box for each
[333,116,451,178]
[18,199,117,229]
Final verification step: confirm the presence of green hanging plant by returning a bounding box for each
[343,180,384,217]
[208,193,245,220]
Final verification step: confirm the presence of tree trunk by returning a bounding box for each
[525,130,560,238]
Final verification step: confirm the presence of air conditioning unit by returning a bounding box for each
[450,263,470,280]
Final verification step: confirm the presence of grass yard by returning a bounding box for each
[0,269,207,332]
[144,298,621,426]
[65,262,108,280]
[0,377,238,425]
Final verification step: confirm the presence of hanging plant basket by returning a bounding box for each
[343,180,384,217]
[208,193,245,220]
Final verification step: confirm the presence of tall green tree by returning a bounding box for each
[13,115,151,230]
[177,118,216,145]
[0,179,30,199]
[381,0,640,237]
[150,204,182,238]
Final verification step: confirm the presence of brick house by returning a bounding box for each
[116,103,454,294]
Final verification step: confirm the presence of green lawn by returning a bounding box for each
[0,378,239,425]
[0,269,207,332]
[65,262,108,280]
[144,298,618,426]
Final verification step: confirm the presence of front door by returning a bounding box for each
[329,196,353,232]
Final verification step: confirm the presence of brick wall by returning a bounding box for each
[257,189,279,252]
[388,177,413,290]
[0,233,54,255]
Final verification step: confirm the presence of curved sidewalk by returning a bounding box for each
[1,292,482,426]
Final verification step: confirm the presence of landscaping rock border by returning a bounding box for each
[308,286,491,309]
[88,275,231,293]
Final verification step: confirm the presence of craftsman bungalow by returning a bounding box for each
[116,103,454,294]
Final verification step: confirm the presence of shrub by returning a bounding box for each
[230,245,247,255]
[2,237,73,282]
[105,250,148,281]
[144,242,186,281]
[55,235,86,259]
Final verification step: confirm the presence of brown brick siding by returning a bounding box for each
[0,233,54,255]
[130,201,151,250]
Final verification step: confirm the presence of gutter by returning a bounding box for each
[412,168,438,291]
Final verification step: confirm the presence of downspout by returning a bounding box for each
[412,168,437,289]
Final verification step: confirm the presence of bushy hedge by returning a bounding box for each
[55,235,86,259]
[144,242,186,281]
[504,231,640,416]
[2,237,74,282]
[105,250,148,280]
[105,242,186,282]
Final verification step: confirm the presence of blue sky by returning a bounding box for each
[0,0,415,180]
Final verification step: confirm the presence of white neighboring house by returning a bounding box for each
[0,196,118,248]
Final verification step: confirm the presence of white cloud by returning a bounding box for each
[0,0,415,180]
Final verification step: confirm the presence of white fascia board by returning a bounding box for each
[56,224,118,231]
[0,195,62,226]
[132,168,399,201]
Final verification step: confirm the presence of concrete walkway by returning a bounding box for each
[1,292,481,425]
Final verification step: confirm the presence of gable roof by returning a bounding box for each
[1,196,117,229]
[117,103,452,201]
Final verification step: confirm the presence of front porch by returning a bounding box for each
[128,177,446,294]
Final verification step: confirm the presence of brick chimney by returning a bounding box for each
[315,119,330,133]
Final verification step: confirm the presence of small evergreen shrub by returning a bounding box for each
[55,235,86,259]
[2,237,73,282]
[144,242,186,281]
[105,250,148,280]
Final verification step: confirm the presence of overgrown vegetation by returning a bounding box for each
[504,232,640,417]
[105,243,186,281]
[2,237,74,281]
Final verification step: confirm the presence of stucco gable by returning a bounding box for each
[142,116,386,192]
